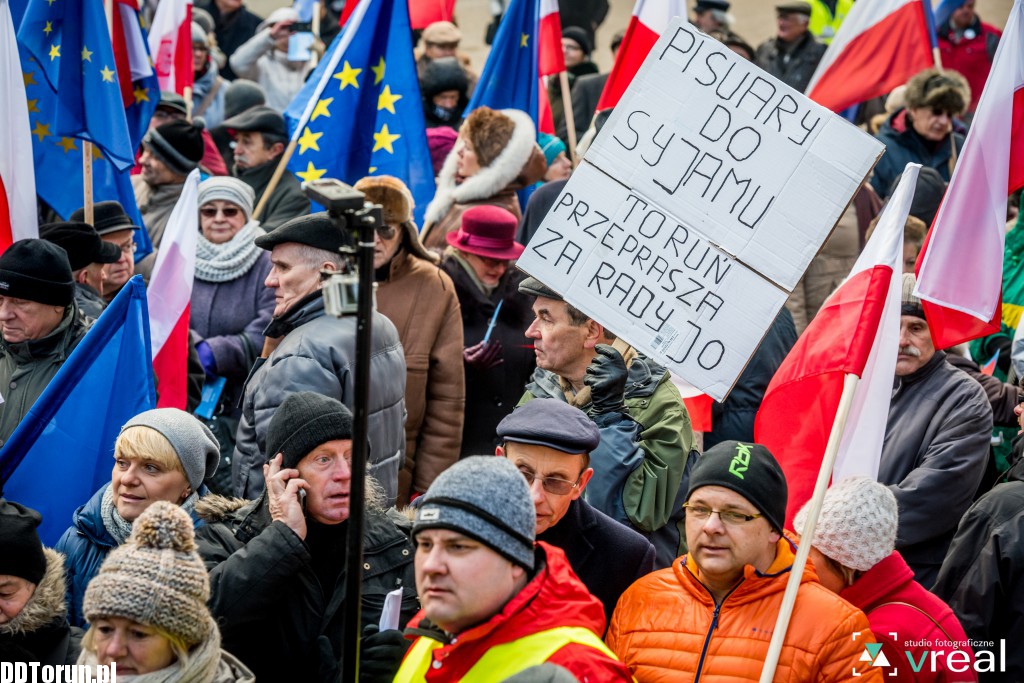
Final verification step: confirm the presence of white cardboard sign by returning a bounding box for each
[517,18,883,401]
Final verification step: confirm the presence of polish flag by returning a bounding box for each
[408,0,457,29]
[149,0,193,95]
[596,0,686,111]
[112,0,155,108]
[0,0,36,253]
[148,170,200,409]
[914,0,1024,348]
[538,0,564,77]
[805,0,933,113]
[755,165,918,526]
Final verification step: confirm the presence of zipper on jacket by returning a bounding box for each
[693,580,743,683]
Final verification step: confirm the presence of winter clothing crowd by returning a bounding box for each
[1,0,1022,681]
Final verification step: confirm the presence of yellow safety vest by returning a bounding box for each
[809,0,853,44]
[393,625,624,682]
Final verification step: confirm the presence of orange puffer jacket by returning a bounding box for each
[607,538,884,682]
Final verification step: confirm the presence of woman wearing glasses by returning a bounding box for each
[190,177,275,492]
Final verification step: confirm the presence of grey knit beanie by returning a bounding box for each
[414,456,536,570]
[266,392,354,469]
[198,176,256,221]
[120,409,220,489]
[793,476,898,572]
[83,502,214,647]
[901,273,925,319]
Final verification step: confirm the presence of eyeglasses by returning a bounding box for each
[375,224,398,239]
[518,467,580,495]
[200,206,241,218]
[683,503,763,525]
[115,240,136,255]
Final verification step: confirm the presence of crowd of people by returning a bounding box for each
[1,0,1021,680]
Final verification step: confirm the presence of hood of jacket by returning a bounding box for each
[0,548,68,636]
[424,108,546,226]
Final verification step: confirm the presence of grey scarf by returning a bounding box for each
[101,484,199,545]
[195,221,264,283]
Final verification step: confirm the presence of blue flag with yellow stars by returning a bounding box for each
[465,0,539,127]
[18,0,134,170]
[284,0,435,226]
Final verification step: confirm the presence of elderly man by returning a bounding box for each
[754,2,827,92]
[0,240,89,442]
[70,202,141,302]
[198,392,417,682]
[232,213,407,504]
[221,105,309,230]
[496,398,655,623]
[692,0,734,34]
[881,275,992,586]
[518,277,696,567]
[396,456,633,681]
[38,222,121,319]
[608,441,881,681]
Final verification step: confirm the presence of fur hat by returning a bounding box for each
[354,176,438,265]
[461,107,519,168]
[904,68,970,115]
[422,20,461,45]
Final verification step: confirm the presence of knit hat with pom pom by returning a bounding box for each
[83,501,214,646]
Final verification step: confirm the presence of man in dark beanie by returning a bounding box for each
[0,499,81,664]
[607,441,882,680]
[39,221,121,318]
[196,391,417,682]
[0,239,90,440]
[232,212,406,506]
[548,26,598,146]
[397,456,633,680]
[131,117,206,280]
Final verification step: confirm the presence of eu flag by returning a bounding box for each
[0,277,156,544]
[284,0,435,225]
[18,0,135,170]
[465,0,540,128]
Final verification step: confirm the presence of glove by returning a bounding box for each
[584,344,628,414]
[463,340,504,370]
[195,340,218,377]
[359,624,410,683]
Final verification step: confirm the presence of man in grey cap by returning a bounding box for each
[38,221,122,318]
[754,1,827,92]
[231,212,407,504]
[496,398,655,623]
[222,105,309,230]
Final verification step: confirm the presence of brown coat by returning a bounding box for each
[376,249,465,504]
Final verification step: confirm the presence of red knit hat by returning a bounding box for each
[446,205,524,260]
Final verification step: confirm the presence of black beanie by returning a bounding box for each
[0,499,47,585]
[562,26,591,55]
[143,119,206,176]
[266,392,354,469]
[0,239,74,306]
[686,441,788,532]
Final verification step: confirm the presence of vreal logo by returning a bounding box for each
[851,630,1007,677]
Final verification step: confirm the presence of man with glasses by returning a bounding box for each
[496,398,655,623]
[608,440,882,681]
[70,201,142,302]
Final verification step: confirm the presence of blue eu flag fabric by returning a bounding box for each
[0,277,156,544]
[465,0,539,127]
[18,0,135,170]
[284,0,435,226]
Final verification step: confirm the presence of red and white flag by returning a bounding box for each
[914,0,1024,348]
[0,0,37,253]
[148,169,200,410]
[112,0,155,107]
[538,0,564,77]
[596,0,685,111]
[149,0,193,95]
[755,165,918,527]
[805,0,933,112]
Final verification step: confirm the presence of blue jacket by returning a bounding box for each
[870,109,965,200]
[55,483,208,627]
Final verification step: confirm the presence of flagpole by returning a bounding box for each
[82,143,94,225]
[310,1,321,67]
[758,372,861,683]
[252,139,298,220]
[558,71,579,166]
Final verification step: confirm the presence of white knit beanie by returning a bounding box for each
[793,476,898,572]
[197,177,256,222]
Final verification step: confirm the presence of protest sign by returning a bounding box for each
[517,18,884,401]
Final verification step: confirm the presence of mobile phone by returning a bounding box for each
[289,21,313,33]
[298,488,307,512]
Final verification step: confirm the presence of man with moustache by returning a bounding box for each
[880,274,992,587]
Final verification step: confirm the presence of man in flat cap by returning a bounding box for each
[754,2,827,92]
[232,212,407,504]
[39,222,122,319]
[222,105,310,230]
[496,398,655,623]
[692,0,734,35]
[70,201,141,302]
[0,240,90,441]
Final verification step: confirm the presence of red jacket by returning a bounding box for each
[841,552,977,683]
[938,19,1002,112]
[401,542,633,682]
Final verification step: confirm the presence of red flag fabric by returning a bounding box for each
[409,0,456,29]
[538,0,564,77]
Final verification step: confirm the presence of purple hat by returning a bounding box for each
[447,205,524,261]
[427,126,459,177]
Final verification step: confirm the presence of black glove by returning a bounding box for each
[463,340,504,370]
[359,624,410,683]
[584,344,628,414]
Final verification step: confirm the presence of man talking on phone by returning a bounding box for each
[196,392,418,682]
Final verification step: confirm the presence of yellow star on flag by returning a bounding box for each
[23,71,35,86]
[371,57,386,85]
[90,144,104,161]
[100,65,115,82]
[296,161,327,182]
[333,61,361,90]
[81,45,92,61]
[43,21,52,35]
[368,166,378,174]
[311,97,333,121]
[297,127,323,154]
[377,85,402,114]
[48,44,60,60]
[57,137,78,153]
[27,99,39,113]
[520,33,529,47]
[31,121,51,142]
[133,86,150,103]
[372,124,400,154]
